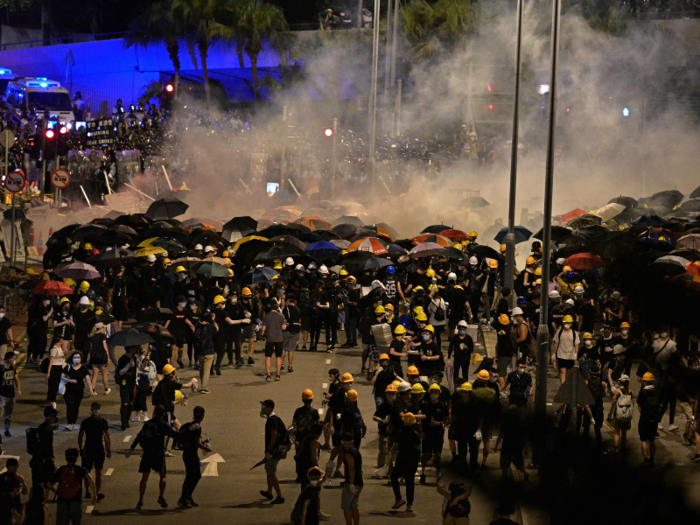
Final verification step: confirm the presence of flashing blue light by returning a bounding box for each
[36,77,47,81]
[39,82,48,88]
[622,107,630,117]
[18,93,23,98]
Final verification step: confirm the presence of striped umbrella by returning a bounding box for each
[411,234,454,247]
[347,237,389,255]
[678,234,700,250]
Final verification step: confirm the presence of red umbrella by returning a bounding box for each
[347,237,389,255]
[565,252,604,270]
[686,261,700,276]
[440,229,472,243]
[32,280,74,296]
[411,234,454,247]
[560,208,588,224]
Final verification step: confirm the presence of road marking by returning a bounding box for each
[322,383,328,389]
[123,435,132,443]
[201,453,225,477]
[86,506,94,514]
[325,359,331,364]
[105,468,114,476]
[546,403,553,406]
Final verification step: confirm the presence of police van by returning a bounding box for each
[5,78,74,124]
[0,68,16,94]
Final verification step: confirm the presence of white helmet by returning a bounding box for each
[565,298,575,306]
[295,264,305,271]
[79,296,90,305]
[447,272,457,281]
[285,257,294,266]
[161,250,169,258]
[469,256,478,266]
[457,320,468,328]
[308,262,317,270]
[194,244,203,251]
[146,254,156,262]
[511,307,524,316]
[549,290,560,299]
[574,285,584,294]
[204,245,215,253]
[397,382,412,393]
[319,265,329,275]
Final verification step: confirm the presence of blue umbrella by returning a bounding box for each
[387,243,408,255]
[494,226,532,244]
[303,240,342,261]
[242,267,279,284]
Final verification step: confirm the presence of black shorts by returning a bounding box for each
[422,431,444,454]
[638,420,657,442]
[500,450,524,470]
[557,358,575,370]
[30,457,55,485]
[139,454,166,474]
[447,425,458,441]
[264,342,283,358]
[171,333,187,348]
[82,449,106,471]
[301,315,312,331]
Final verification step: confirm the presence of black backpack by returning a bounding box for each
[137,420,160,450]
[642,389,662,422]
[433,300,445,322]
[294,410,315,444]
[172,422,196,451]
[587,376,604,404]
[193,324,209,353]
[26,427,41,456]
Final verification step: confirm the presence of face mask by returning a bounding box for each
[652,334,659,340]
[309,480,320,487]
[179,303,186,308]
[422,334,430,342]
[660,332,668,339]
[348,284,355,289]
[584,340,593,347]
[73,357,81,365]
[621,329,629,336]
[458,330,466,336]
[343,383,352,391]
[259,409,267,418]
[189,305,196,311]
[91,409,101,416]
[0,313,6,319]
[430,393,439,401]
[231,298,238,304]
[386,394,397,402]
[563,323,571,330]
[511,318,518,325]
[328,376,335,382]
[44,300,51,306]
[518,367,526,374]
[489,377,498,383]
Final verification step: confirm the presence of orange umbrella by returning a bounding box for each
[560,208,588,224]
[411,234,454,247]
[296,216,332,231]
[362,225,393,243]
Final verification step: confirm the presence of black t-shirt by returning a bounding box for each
[390,398,406,437]
[264,414,286,452]
[0,364,16,398]
[88,334,108,363]
[342,446,363,486]
[63,365,90,394]
[421,400,448,429]
[418,341,442,376]
[577,302,596,333]
[0,317,11,345]
[0,492,16,525]
[181,421,203,459]
[73,309,96,339]
[53,310,74,339]
[80,416,108,452]
[389,338,405,365]
[448,334,474,359]
[153,379,182,412]
[116,354,137,386]
[374,402,392,436]
[169,308,192,336]
[51,464,88,501]
[36,420,55,458]
[395,425,422,465]
[223,303,244,334]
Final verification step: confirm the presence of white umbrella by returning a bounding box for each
[592,202,626,222]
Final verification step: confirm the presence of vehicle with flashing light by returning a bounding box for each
[5,77,75,124]
[0,68,16,94]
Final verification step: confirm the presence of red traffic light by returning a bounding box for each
[323,128,333,138]
[59,126,68,134]
[45,129,55,139]
[488,104,494,110]
[165,84,174,93]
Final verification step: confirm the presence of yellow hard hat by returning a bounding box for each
[213,295,225,304]
[162,364,176,375]
[375,306,386,314]
[345,389,359,402]
[26,268,36,275]
[339,269,349,276]
[379,353,390,361]
[415,312,428,322]
[83,243,93,250]
[535,268,542,276]
[413,286,424,294]
[469,231,478,238]
[563,265,572,272]
[59,297,71,304]
[341,373,354,383]
[477,369,490,380]
[411,383,425,394]
[64,278,75,287]
[642,372,655,382]
[228,268,234,277]
[563,315,574,323]
[241,287,252,296]
[454,243,463,251]
[79,281,89,292]
[526,256,536,265]
[392,380,402,388]
[620,322,630,328]
[535,279,542,285]
[413,306,424,314]
[385,383,399,393]
[175,266,187,273]
[583,332,594,339]
[423,324,434,333]
[384,303,394,311]
[500,244,507,252]
[402,412,416,425]
[222,250,230,258]
[460,382,473,391]
[163,258,171,265]
[489,260,498,268]
[394,325,406,335]
[428,383,441,392]
[273,263,283,270]
[499,313,510,325]
[407,366,419,376]
[174,390,183,402]
[428,284,438,293]
[346,275,357,282]
[302,389,314,400]
[426,269,436,278]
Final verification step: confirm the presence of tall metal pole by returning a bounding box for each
[504,0,525,309]
[535,0,562,421]
[331,117,338,200]
[384,0,392,95]
[357,0,363,28]
[280,105,287,191]
[390,0,400,86]
[369,0,380,181]
[9,194,15,266]
[395,79,402,137]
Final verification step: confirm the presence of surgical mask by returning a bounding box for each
[63,305,70,310]
[511,318,518,325]
[584,340,593,347]
[91,409,101,416]
[348,284,355,289]
[73,357,81,365]
[652,334,659,340]
[563,323,571,330]
[44,300,51,306]
[328,376,335,382]
[660,332,668,339]
[309,480,320,487]
[458,330,466,336]
[621,329,629,336]
[489,377,498,383]
[430,393,439,401]
[422,334,430,342]
[231,298,238,304]
[189,305,196,311]
[342,383,352,391]
[518,367,526,374]
[179,303,186,308]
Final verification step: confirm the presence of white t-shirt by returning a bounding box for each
[652,338,677,368]
[49,345,65,367]
[554,329,578,360]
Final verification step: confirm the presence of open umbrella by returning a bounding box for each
[222,216,258,241]
[652,255,691,276]
[56,262,101,280]
[94,229,134,247]
[72,224,108,243]
[296,232,324,244]
[332,215,364,227]
[463,196,490,208]
[608,196,638,208]
[314,230,341,241]
[268,235,307,252]
[88,248,136,267]
[567,214,603,230]
[108,328,154,347]
[494,226,532,244]
[189,230,225,250]
[361,225,393,243]
[31,280,74,296]
[443,247,466,260]
[690,184,700,200]
[565,253,604,270]
[440,229,471,243]
[357,257,392,272]
[409,242,446,258]
[631,215,666,228]
[331,223,360,238]
[49,224,81,243]
[375,223,400,241]
[387,244,408,256]
[593,203,626,222]
[242,267,279,285]
[469,245,502,260]
[560,208,588,224]
[296,216,332,231]
[151,238,187,254]
[648,190,684,209]
[136,246,167,257]
[254,245,299,262]
[194,261,230,278]
[680,199,700,213]
[108,224,139,236]
[412,234,454,247]
[348,237,389,255]
[533,226,572,242]
[112,214,151,231]
[331,239,351,250]
[145,227,189,243]
[145,196,189,221]
[303,241,342,261]
[677,234,700,250]
[421,224,451,234]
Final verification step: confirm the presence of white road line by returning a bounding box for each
[86,506,94,514]
[123,435,133,443]
[322,383,328,389]
[325,359,331,364]
[546,403,553,406]
[105,468,114,476]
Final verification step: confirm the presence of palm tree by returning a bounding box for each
[124,0,186,98]
[226,0,289,101]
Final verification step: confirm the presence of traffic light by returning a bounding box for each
[45,129,55,140]
[165,83,174,94]
[59,125,68,135]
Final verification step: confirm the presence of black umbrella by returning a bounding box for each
[268,235,307,252]
[533,226,572,242]
[608,196,638,208]
[297,232,324,244]
[49,224,81,243]
[443,247,466,260]
[690,184,700,200]
[72,224,108,243]
[468,245,502,260]
[108,328,154,346]
[314,230,341,241]
[357,257,392,272]
[151,238,187,254]
[131,323,176,344]
[387,244,408,256]
[94,229,134,247]
[145,197,189,221]
[680,199,700,212]
[421,225,451,234]
[254,245,299,262]
[147,227,190,243]
[108,224,139,236]
[222,216,257,242]
[647,190,684,209]
[392,239,415,251]
[590,231,636,259]
[137,308,175,324]
[257,224,303,239]
[112,214,151,231]
[631,215,666,228]
[88,248,137,267]
[194,261,230,278]
[242,267,279,284]
[333,215,364,227]
[235,239,272,264]
[331,223,359,238]
[463,196,490,209]
[189,230,224,249]
[340,251,375,273]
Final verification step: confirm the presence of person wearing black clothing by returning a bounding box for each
[1,352,20,437]
[178,406,211,508]
[116,346,138,431]
[27,298,52,363]
[494,315,516,378]
[581,365,606,449]
[373,386,395,468]
[260,399,286,505]
[389,414,421,512]
[209,297,228,376]
[282,295,302,372]
[637,373,661,466]
[418,326,442,378]
[295,422,323,490]
[223,291,246,368]
[343,278,360,348]
[61,352,94,430]
[152,366,196,423]
[0,457,27,517]
[339,391,365,449]
[30,406,59,495]
[52,300,74,351]
[328,375,354,448]
[504,359,532,407]
[292,391,321,450]
[78,402,111,500]
[165,297,195,368]
[448,321,474,380]
[0,477,22,525]
[126,405,185,509]
[325,282,342,351]
[371,354,400,408]
[110,266,128,329]
[576,293,596,334]
[420,384,447,484]
[72,298,96,359]
[388,328,407,379]
[292,467,322,525]
[496,288,511,318]
[88,323,110,395]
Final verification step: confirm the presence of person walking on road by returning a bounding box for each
[194,312,217,394]
[178,406,211,508]
[292,389,320,452]
[262,299,287,381]
[338,432,363,525]
[61,352,94,431]
[637,372,661,466]
[50,448,97,525]
[78,402,110,501]
[260,399,287,505]
[0,351,21,436]
[115,346,138,431]
[389,413,421,512]
[282,294,302,373]
[448,321,473,381]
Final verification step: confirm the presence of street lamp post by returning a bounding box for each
[535,0,563,421]
[369,0,380,181]
[504,0,525,310]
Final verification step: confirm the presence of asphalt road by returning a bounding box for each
[2,332,700,524]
